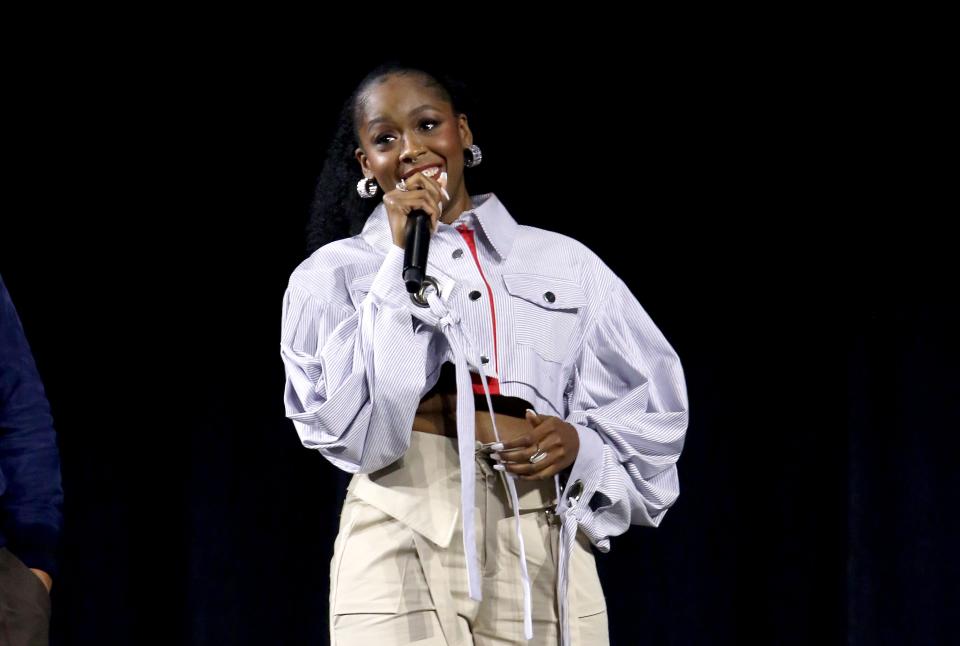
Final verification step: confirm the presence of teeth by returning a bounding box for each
[421,166,441,178]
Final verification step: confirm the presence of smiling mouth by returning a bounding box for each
[401,164,444,181]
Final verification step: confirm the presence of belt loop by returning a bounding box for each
[498,470,514,511]
[474,449,496,479]
[544,507,560,527]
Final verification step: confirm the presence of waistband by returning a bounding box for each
[427,429,558,513]
[356,430,558,514]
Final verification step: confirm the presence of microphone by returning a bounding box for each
[402,209,430,294]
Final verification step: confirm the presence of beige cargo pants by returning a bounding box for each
[329,430,609,645]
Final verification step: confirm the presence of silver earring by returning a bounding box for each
[356,177,379,199]
[464,144,482,168]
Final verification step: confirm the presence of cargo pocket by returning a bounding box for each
[571,529,607,618]
[331,494,436,616]
[502,273,586,364]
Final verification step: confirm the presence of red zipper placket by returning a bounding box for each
[455,224,500,395]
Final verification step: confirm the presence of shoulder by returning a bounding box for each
[511,224,621,298]
[286,235,383,309]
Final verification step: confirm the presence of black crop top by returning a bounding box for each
[425,361,533,418]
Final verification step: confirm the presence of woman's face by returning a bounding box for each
[355,73,472,203]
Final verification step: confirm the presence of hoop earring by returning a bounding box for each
[356,177,379,199]
[463,144,482,168]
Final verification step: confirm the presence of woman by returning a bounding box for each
[280,61,689,646]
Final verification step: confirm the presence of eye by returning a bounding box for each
[373,119,440,146]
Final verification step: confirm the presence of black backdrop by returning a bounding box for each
[1,37,955,646]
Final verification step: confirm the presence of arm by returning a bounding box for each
[280,245,436,474]
[0,276,64,585]
[559,276,689,550]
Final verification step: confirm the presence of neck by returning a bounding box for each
[440,186,474,225]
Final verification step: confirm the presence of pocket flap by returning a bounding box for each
[502,273,586,310]
[349,474,460,548]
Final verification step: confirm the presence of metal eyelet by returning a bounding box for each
[567,479,584,503]
[409,275,440,308]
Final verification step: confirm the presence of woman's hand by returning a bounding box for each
[492,410,580,481]
[383,170,449,249]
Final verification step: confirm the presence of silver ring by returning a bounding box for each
[529,448,547,464]
[396,178,409,192]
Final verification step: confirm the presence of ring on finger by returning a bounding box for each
[396,179,409,192]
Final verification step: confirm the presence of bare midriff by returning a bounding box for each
[411,362,534,445]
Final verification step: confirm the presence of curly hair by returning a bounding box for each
[305,60,482,256]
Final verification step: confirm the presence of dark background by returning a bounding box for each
[1,32,955,646]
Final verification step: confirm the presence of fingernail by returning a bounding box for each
[441,187,451,201]
[440,171,447,186]
[491,452,501,461]
[526,408,537,417]
[490,442,504,451]
[493,463,505,471]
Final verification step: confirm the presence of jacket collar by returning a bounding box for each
[360,192,518,261]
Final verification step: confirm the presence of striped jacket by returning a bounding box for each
[280,192,689,645]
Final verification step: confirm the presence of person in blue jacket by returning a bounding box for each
[0,275,64,645]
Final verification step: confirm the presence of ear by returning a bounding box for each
[355,147,372,178]
[457,113,473,148]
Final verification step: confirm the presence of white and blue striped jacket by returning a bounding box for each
[280,192,689,645]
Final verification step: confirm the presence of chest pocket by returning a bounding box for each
[503,273,586,363]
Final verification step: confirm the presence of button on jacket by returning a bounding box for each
[280,193,689,645]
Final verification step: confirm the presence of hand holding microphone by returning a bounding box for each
[383,168,448,249]
[381,168,449,293]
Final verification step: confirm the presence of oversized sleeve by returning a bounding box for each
[0,276,64,578]
[559,274,689,550]
[280,245,435,474]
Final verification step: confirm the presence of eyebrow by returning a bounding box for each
[366,105,439,132]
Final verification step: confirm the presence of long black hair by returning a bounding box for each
[305,61,480,256]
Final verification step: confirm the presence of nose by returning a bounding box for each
[400,132,426,164]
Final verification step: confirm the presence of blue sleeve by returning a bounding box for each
[0,275,64,578]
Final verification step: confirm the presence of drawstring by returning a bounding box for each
[425,288,534,641]
[557,508,578,646]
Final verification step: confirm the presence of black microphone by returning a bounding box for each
[402,209,430,294]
